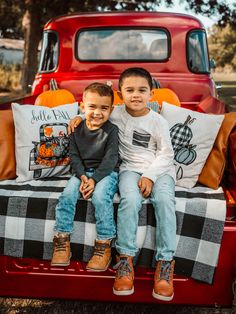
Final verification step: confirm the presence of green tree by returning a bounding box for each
[0,0,235,93]
[21,0,72,92]
[0,0,24,38]
[208,23,236,70]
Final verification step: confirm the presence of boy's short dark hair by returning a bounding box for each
[83,82,114,104]
[118,67,153,90]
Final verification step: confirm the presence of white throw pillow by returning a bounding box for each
[12,102,79,182]
[161,102,224,188]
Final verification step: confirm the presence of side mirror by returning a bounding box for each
[209,59,216,69]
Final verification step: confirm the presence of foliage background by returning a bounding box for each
[0,0,235,92]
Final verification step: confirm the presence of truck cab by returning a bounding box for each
[32,11,216,110]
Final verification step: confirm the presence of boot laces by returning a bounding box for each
[93,243,107,257]
[54,236,68,252]
[113,258,132,278]
[159,261,172,282]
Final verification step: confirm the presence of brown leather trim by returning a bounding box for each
[198,112,236,189]
[0,108,16,180]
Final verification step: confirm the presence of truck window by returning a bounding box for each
[77,29,169,61]
[187,30,210,73]
[38,31,59,72]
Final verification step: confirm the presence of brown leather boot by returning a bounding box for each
[152,260,175,301]
[51,233,71,266]
[86,239,112,272]
[113,255,134,296]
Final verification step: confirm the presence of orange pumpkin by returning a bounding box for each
[38,143,54,157]
[151,88,181,107]
[113,90,123,106]
[35,79,76,107]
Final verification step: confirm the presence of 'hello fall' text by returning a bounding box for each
[31,109,71,124]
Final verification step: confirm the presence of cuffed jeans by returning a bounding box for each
[54,171,118,240]
[116,171,176,261]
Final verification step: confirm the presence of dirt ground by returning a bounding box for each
[0,297,235,314]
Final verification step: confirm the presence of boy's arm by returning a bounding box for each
[68,107,119,134]
[69,132,86,179]
[91,125,119,183]
[142,117,175,183]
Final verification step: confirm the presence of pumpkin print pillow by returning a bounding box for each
[160,102,224,188]
[12,102,78,182]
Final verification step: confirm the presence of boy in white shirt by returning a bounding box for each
[70,67,176,301]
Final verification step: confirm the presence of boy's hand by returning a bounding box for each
[68,116,83,134]
[80,178,96,200]
[138,177,153,198]
[80,175,88,193]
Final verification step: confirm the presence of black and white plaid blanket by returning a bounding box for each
[0,176,226,284]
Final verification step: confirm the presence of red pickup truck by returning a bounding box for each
[0,11,236,310]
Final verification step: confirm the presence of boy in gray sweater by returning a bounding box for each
[51,83,119,272]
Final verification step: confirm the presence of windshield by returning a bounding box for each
[187,30,210,73]
[77,28,169,61]
[38,31,59,72]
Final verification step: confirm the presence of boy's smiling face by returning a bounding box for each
[119,76,152,117]
[82,91,113,130]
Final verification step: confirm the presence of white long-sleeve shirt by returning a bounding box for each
[110,106,176,183]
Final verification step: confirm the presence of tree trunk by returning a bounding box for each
[21,1,42,94]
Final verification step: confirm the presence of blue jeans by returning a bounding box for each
[54,171,118,240]
[116,171,176,261]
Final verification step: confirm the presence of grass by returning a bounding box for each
[0,64,21,92]
[215,82,236,112]
[212,72,236,112]
[0,64,24,105]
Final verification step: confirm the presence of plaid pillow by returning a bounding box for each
[161,102,224,188]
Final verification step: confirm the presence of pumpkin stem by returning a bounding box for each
[49,78,58,91]
[189,118,196,125]
[183,115,192,125]
[188,144,197,149]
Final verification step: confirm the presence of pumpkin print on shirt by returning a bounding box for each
[170,115,197,180]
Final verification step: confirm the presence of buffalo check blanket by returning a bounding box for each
[0,176,226,284]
